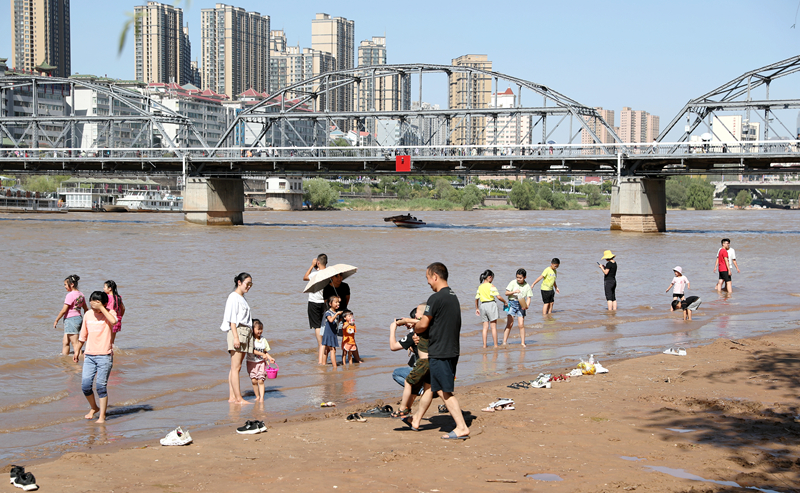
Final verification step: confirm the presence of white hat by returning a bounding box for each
[673,266,682,274]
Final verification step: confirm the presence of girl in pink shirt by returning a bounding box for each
[54,274,88,356]
[73,291,117,424]
[104,280,126,345]
[666,266,690,304]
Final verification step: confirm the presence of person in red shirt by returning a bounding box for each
[714,238,732,293]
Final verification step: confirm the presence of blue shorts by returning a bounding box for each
[430,357,458,394]
[64,315,82,334]
[507,300,526,318]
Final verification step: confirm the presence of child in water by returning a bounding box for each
[73,291,118,423]
[672,296,701,321]
[665,266,690,303]
[321,296,342,369]
[247,319,275,402]
[531,258,560,315]
[475,269,507,348]
[341,310,358,366]
[104,280,125,346]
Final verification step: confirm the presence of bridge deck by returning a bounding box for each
[2,143,799,176]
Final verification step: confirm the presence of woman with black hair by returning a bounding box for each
[104,280,125,345]
[220,272,254,405]
[54,274,88,356]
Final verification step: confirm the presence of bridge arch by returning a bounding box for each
[217,63,622,154]
[0,74,209,154]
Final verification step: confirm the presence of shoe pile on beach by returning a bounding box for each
[159,426,193,446]
[9,465,38,491]
[236,420,267,434]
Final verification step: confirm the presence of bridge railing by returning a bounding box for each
[1,141,798,161]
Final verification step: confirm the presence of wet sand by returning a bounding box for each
[13,328,800,492]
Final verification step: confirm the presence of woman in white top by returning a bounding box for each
[221,272,254,405]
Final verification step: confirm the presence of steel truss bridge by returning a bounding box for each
[1,59,800,177]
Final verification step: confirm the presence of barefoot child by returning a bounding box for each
[504,268,532,346]
[54,274,87,356]
[531,258,560,315]
[341,310,358,365]
[474,269,507,348]
[672,296,701,321]
[321,296,342,369]
[73,291,118,423]
[666,266,690,304]
[247,319,275,402]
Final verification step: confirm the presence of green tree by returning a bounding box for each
[665,179,687,208]
[734,190,751,208]
[509,181,532,210]
[303,178,339,209]
[686,180,713,210]
[601,180,613,194]
[537,184,553,205]
[551,192,567,210]
[21,175,71,193]
[460,184,484,210]
[586,185,603,207]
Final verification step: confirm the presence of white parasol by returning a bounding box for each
[303,264,358,293]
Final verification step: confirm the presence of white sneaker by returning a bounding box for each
[160,426,192,446]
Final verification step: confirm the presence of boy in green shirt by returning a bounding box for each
[531,258,560,315]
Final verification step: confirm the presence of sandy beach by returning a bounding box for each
[10,328,800,492]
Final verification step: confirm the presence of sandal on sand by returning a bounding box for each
[663,347,687,356]
[507,381,531,389]
[391,408,411,418]
[441,431,469,440]
[483,398,514,412]
[363,405,394,417]
[401,416,419,431]
[438,404,448,413]
[346,413,366,422]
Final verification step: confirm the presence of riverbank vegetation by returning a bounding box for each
[665,176,715,210]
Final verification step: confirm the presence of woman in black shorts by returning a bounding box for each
[598,250,617,311]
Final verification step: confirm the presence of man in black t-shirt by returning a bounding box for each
[405,262,470,440]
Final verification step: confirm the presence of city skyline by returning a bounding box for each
[2,0,799,139]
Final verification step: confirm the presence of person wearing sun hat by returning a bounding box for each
[597,250,617,311]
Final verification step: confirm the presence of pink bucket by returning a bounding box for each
[266,363,279,379]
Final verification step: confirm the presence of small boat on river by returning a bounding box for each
[384,213,427,228]
[108,190,183,212]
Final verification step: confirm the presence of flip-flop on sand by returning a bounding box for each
[401,416,419,431]
[346,413,366,422]
[482,398,515,412]
[663,347,687,356]
[441,431,469,440]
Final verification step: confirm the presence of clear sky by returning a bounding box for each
[2,0,800,137]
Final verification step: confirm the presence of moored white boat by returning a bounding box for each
[114,190,183,212]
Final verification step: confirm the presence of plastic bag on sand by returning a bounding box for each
[577,361,596,375]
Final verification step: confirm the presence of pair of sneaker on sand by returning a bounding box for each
[9,465,38,491]
[236,420,267,434]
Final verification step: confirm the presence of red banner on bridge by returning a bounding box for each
[395,155,411,172]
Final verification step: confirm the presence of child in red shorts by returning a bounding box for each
[247,319,275,402]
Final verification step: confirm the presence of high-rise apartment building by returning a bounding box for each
[712,115,760,142]
[10,0,71,77]
[269,30,334,97]
[581,107,617,145]
[355,37,408,111]
[311,13,354,113]
[619,107,660,143]
[201,4,270,98]
[485,88,531,147]
[134,2,191,85]
[449,54,492,146]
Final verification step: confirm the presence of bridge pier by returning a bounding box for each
[184,177,244,226]
[610,178,666,233]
